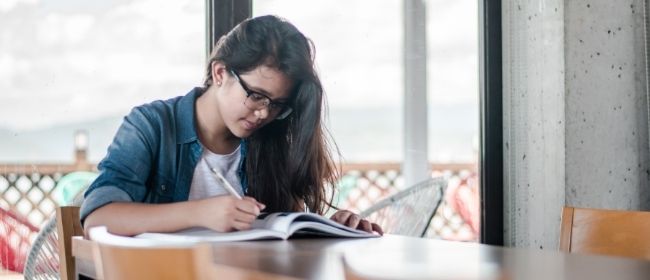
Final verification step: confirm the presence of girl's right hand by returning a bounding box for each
[194,195,265,232]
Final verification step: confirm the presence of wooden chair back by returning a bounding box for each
[560,206,650,260]
[56,206,84,280]
[94,242,301,280]
[94,243,216,280]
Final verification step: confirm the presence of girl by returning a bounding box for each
[81,15,383,236]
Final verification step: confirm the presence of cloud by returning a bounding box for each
[0,0,205,130]
[36,13,96,46]
[255,0,479,108]
[1,0,479,131]
[0,53,16,88]
[0,0,38,13]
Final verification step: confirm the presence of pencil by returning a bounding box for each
[204,158,243,199]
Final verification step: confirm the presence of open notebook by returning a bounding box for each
[133,212,378,244]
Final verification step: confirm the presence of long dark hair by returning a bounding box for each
[204,15,339,214]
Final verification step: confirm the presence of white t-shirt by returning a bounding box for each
[188,145,243,200]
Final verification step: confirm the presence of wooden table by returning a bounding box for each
[73,235,650,279]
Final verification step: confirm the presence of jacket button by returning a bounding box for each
[161,184,166,191]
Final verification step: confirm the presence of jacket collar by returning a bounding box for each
[175,87,204,144]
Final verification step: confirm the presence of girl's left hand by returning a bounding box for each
[330,210,384,235]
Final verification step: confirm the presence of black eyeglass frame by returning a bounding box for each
[229,70,293,120]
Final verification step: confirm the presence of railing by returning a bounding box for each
[0,152,478,241]
[0,142,93,226]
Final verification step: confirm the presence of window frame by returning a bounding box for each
[205,0,252,57]
[478,0,503,245]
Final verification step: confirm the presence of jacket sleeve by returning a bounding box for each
[80,106,160,224]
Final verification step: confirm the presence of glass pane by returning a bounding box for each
[426,0,479,242]
[253,1,403,163]
[255,0,479,242]
[0,0,204,226]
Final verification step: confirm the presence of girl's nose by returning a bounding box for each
[255,107,269,120]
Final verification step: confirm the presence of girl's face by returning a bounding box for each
[215,65,293,138]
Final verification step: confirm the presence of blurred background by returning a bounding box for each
[0,0,479,272]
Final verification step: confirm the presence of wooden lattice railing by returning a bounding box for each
[0,158,94,227]
[0,159,478,241]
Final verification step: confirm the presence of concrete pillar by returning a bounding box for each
[403,0,429,187]
[502,0,566,249]
[565,0,650,210]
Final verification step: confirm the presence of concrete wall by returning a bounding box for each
[503,0,566,249]
[565,0,650,210]
[503,0,650,249]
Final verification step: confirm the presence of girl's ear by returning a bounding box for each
[211,62,228,86]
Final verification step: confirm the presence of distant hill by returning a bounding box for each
[0,105,477,164]
[0,116,123,163]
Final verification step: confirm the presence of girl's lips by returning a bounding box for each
[242,120,258,130]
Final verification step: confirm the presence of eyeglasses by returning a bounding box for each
[230,70,293,120]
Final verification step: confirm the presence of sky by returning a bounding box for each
[0,0,478,162]
[0,0,205,129]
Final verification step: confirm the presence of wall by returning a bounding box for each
[503,0,566,249]
[502,0,650,249]
[565,0,650,210]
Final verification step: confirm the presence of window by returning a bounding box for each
[0,0,204,225]
[254,0,480,241]
[0,0,204,163]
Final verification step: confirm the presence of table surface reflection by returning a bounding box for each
[74,234,650,280]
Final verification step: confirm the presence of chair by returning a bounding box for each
[0,207,39,273]
[22,217,58,279]
[90,230,300,280]
[93,242,218,280]
[22,206,83,280]
[56,206,84,280]
[23,172,94,279]
[360,177,446,237]
[560,206,650,261]
[52,171,98,206]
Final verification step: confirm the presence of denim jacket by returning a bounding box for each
[80,87,248,223]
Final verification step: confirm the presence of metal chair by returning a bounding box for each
[0,208,39,273]
[23,217,58,280]
[22,172,94,280]
[360,177,446,237]
[52,172,98,206]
